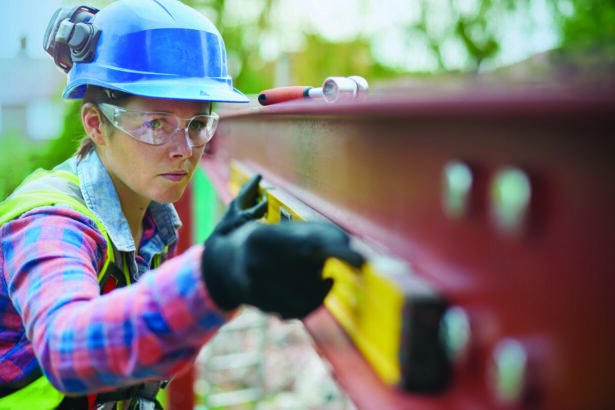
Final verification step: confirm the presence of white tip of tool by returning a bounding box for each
[322,76,369,103]
[349,75,369,93]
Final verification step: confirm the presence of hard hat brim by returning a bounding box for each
[64,77,250,103]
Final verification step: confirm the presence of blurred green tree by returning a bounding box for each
[0,101,81,200]
[184,0,615,83]
[184,0,403,91]
[555,0,615,70]
[556,0,615,52]
[411,0,615,72]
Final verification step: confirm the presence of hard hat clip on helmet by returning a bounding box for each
[43,5,100,73]
[43,0,249,103]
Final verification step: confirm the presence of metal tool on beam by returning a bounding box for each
[258,75,368,106]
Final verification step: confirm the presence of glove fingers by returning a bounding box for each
[218,198,268,234]
[243,197,268,220]
[204,220,350,320]
[215,200,267,236]
[248,223,364,268]
[243,252,322,291]
[250,277,334,319]
[318,242,364,268]
[236,174,263,209]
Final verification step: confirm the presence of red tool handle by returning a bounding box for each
[258,86,312,106]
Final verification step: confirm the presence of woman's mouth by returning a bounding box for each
[160,171,187,182]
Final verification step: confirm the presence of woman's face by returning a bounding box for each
[95,96,211,207]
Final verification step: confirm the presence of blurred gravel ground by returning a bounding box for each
[195,308,356,410]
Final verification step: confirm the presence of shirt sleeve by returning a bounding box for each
[0,205,231,394]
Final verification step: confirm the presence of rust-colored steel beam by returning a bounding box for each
[201,88,615,410]
[165,184,196,410]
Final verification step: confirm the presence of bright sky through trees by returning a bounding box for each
[1,0,559,72]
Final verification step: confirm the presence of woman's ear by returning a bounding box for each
[81,103,106,145]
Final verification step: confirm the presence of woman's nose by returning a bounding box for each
[168,127,193,158]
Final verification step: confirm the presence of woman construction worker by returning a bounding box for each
[0,0,363,408]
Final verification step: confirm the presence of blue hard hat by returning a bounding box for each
[62,0,248,103]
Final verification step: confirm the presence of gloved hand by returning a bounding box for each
[202,221,364,319]
[214,174,268,234]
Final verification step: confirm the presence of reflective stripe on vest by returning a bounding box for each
[0,165,164,409]
[0,376,64,410]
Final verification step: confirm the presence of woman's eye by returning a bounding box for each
[190,120,206,131]
[147,118,164,130]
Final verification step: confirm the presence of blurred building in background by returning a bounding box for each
[0,36,65,141]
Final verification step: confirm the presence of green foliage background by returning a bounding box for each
[1,0,613,200]
[0,101,81,199]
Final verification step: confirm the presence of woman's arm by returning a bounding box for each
[1,205,229,394]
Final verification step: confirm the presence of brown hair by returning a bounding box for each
[76,86,131,159]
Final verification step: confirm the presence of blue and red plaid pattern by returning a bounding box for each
[0,205,228,394]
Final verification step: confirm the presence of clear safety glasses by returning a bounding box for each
[98,103,219,147]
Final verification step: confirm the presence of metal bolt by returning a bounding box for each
[439,306,471,361]
[490,338,528,404]
[442,161,473,219]
[490,167,531,236]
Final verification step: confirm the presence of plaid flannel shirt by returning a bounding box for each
[0,151,228,394]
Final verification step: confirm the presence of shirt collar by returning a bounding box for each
[74,150,181,252]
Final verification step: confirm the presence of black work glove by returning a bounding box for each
[202,221,364,319]
[214,174,268,234]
